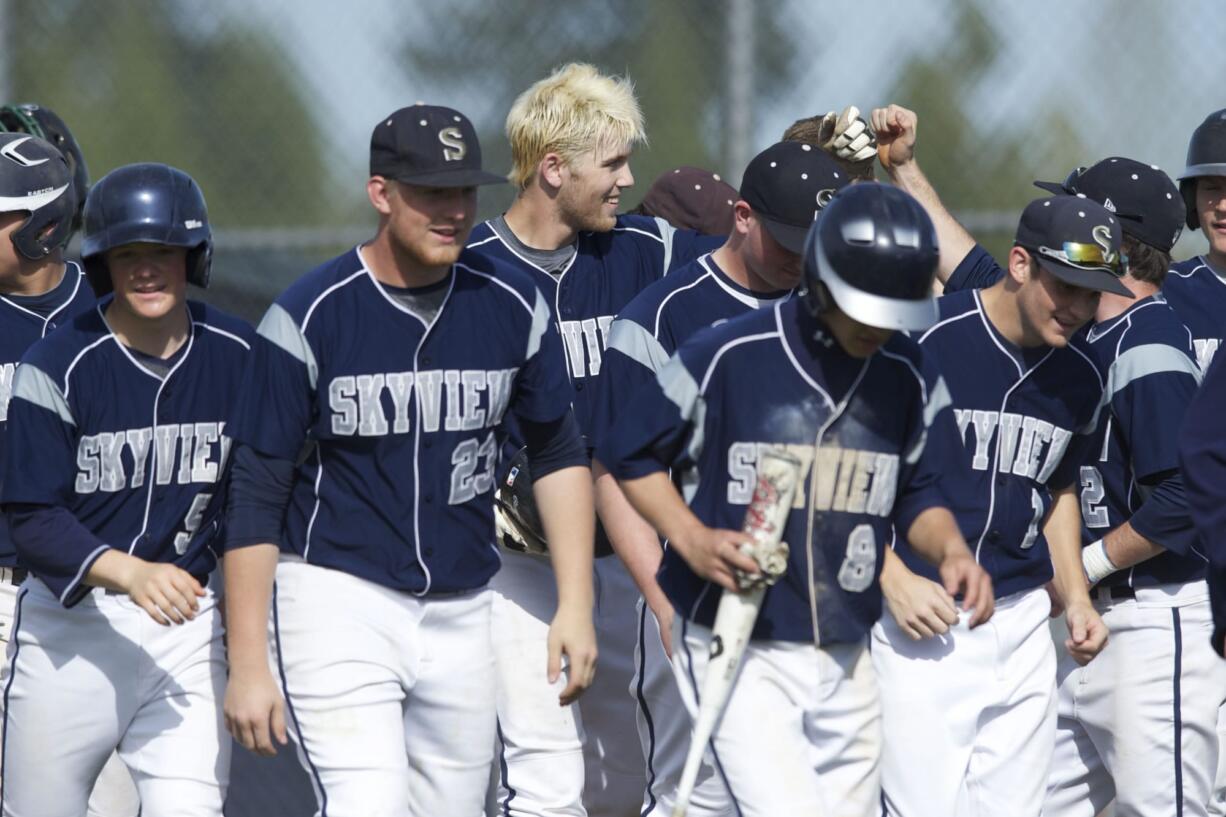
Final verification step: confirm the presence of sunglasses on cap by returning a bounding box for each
[1034,241,1128,277]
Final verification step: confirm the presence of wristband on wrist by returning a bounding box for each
[1081,539,1118,585]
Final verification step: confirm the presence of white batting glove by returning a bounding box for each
[819,106,877,163]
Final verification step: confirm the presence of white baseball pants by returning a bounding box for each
[1,577,227,817]
[272,558,495,817]
[872,585,1057,817]
[1043,582,1226,817]
[672,617,881,817]
[490,550,643,817]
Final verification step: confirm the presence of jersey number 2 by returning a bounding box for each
[450,431,498,504]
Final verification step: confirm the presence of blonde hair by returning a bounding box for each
[506,63,646,189]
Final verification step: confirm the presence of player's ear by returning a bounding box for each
[367,176,394,216]
[539,153,567,191]
[1007,246,1034,285]
[732,201,754,236]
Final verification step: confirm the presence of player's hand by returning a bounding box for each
[670,524,759,592]
[882,567,959,640]
[548,602,598,707]
[818,106,877,163]
[938,551,995,628]
[1064,601,1109,665]
[123,561,205,626]
[648,594,675,659]
[870,104,918,171]
[224,668,289,757]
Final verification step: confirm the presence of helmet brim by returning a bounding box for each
[821,260,939,332]
[1179,162,1226,181]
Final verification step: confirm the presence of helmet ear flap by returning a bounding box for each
[801,280,832,317]
[187,243,213,289]
[1181,178,1200,232]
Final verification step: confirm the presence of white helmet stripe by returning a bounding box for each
[0,182,69,213]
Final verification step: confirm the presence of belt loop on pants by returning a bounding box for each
[1091,584,1135,604]
[0,567,28,586]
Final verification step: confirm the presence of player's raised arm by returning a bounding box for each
[871,104,978,284]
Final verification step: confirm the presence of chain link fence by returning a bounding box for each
[1,1,1220,812]
[4,0,1221,323]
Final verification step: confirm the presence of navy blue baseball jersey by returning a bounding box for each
[899,287,1107,598]
[1079,293,1205,588]
[1180,349,1226,652]
[1164,256,1226,370]
[0,262,96,567]
[590,252,791,452]
[0,300,252,605]
[227,246,573,595]
[598,299,952,644]
[467,214,721,442]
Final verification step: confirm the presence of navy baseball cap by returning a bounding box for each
[370,104,505,188]
[1015,196,1132,297]
[1033,157,1185,252]
[740,141,851,253]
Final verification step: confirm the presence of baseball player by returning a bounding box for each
[927,151,1225,814]
[220,104,596,817]
[0,162,245,816]
[1165,108,1226,817]
[1168,109,1226,371]
[465,63,720,817]
[869,98,1117,817]
[597,182,993,816]
[589,140,850,816]
[0,113,143,817]
[1182,350,1226,657]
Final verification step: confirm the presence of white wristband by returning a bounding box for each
[1081,539,1118,585]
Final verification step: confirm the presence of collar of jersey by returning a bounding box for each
[1086,293,1162,343]
[700,253,792,309]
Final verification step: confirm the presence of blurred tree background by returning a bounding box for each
[0,0,1215,321]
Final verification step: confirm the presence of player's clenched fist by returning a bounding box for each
[938,550,994,629]
[1062,601,1109,666]
[225,669,289,757]
[669,523,760,592]
[870,104,919,171]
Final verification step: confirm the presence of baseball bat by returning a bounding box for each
[672,448,802,817]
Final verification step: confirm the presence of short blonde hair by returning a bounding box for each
[506,63,646,189]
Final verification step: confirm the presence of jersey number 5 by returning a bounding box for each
[174,492,212,555]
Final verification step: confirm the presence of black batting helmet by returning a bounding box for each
[0,132,76,261]
[1179,109,1226,231]
[801,182,939,331]
[494,447,549,555]
[81,163,213,295]
[0,104,89,235]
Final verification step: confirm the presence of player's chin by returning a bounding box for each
[583,207,618,234]
[1045,319,1082,347]
[417,242,465,268]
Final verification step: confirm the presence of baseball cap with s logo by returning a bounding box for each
[370,104,505,188]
